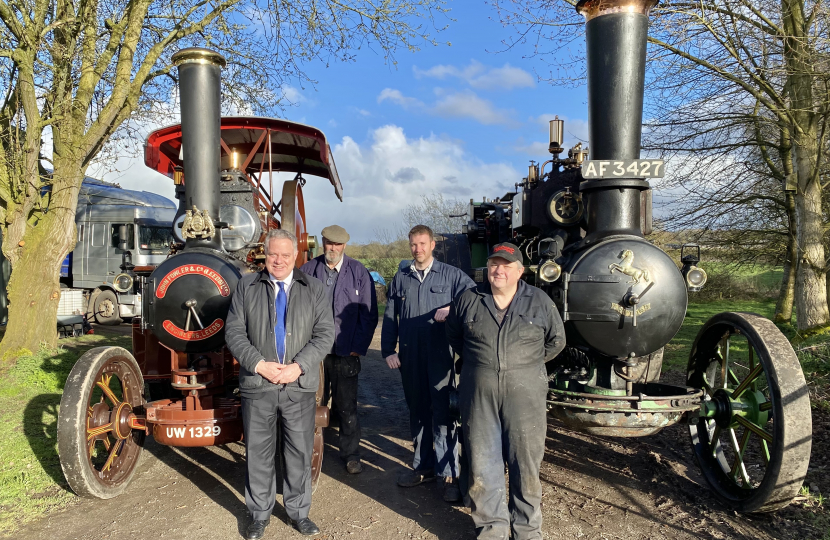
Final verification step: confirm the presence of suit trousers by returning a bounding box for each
[242,388,316,522]
[322,354,361,462]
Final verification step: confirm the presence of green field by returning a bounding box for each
[675,262,784,301]
[662,298,779,370]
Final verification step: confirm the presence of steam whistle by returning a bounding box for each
[538,116,590,180]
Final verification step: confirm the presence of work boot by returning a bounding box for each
[245,518,269,540]
[443,477,461,503]
[346,459,363,474]
[397,469,436,487]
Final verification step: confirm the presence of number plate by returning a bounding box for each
[164,425,222,438]
[581,159,665,179]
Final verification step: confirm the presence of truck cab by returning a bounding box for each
[61,179,175,324]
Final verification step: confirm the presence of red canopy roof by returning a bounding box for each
[144,116,343,201]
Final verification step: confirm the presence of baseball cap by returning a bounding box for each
[488,242,523,265]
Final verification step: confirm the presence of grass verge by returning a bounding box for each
[0,332,130,535]
[662,298,778,371]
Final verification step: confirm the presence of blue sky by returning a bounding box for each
[91,2,591,243]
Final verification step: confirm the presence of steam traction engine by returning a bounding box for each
[437,0,812,512]
[57,48,342,498]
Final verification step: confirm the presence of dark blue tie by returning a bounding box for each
[275,282,286,363]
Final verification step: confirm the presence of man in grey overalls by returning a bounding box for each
[381,224,475,502]
[446,242,565,539]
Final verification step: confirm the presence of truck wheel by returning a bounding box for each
[58,346,145,498]
[93,289,122,325]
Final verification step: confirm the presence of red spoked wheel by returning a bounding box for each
[58,346,146,499]
[312,362,329,494]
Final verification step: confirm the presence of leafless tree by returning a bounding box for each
[401,192,468,234]
[491,0,830,330]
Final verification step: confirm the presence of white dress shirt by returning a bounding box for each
[255,271,294,372]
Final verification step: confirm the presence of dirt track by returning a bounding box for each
[15,328,828,540]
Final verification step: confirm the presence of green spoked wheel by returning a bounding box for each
[687,312,812,513]
[58,347,145,499]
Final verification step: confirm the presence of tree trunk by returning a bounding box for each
[775,193,797,322]
[0,166,81,358]
[782,0,827,330]
[793,142,828,330]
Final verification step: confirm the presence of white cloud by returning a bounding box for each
[377,88,424,109]
[280,84,304,104]
[413,60,535,91]
[432,90,517,126]
[511,140,550,157]
[378,88,518,127]
[301,125,520,242]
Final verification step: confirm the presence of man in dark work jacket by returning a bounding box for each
[446,242,565,540]
[381,224,475,502]
[226,229,333,539]
[301,224,378,474]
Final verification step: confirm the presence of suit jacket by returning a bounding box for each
[225,268,334,396]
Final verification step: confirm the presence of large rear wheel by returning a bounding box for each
[687,312,811,512]
[58,347,145,499]
[280,179,309,267]
[312,361,328,493]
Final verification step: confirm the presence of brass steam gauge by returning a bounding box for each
[546,189,584,225]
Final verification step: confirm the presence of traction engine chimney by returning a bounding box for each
[576,0,657,240]
[172,48,226,251]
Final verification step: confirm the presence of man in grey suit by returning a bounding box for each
[226,228,334,539]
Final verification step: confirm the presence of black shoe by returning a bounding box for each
[397,469,436,487]
[245,518,269,540]
[443,478,461,503]
[346,460,363,474]
[292,518,321,536]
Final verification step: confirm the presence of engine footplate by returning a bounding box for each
[547,382,703,437]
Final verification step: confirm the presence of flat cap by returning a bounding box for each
[321,224,350,244]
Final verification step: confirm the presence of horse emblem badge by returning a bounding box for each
[609,249,650,284]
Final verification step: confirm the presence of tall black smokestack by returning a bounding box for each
[577,0,657,240]
[172,48,226,251]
